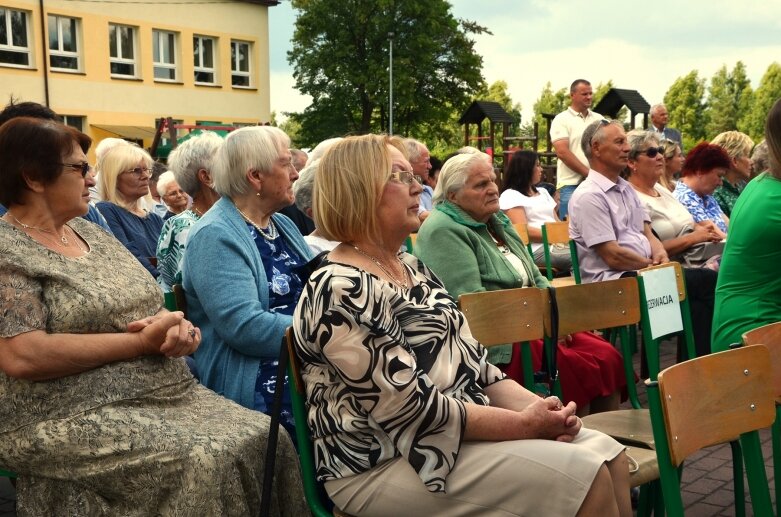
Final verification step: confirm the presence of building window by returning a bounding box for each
[61,115,84,132]
[193,35,215,85]
[48,15,80,71]
[0,7,30,67]
[109,24,137,77]
[230,40,251,87]
[153,29,177,81]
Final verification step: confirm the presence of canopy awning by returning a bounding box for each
[91,124,159,140]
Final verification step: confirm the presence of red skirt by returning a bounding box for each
[499,331,629,408]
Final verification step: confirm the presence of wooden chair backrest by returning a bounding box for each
[512,223,530,246]
[542,221,570,245]
[742,321,781,398]
[459,287,545,346]
[638,261,686,302]
[285,327,305,394]
[658,344,774,466]
[543,277,640,336]
[172,284,188,318]
[408,233,418,249]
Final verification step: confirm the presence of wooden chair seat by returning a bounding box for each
[626,446,660,488]
[550,276,577,288]
[582,409,654,450]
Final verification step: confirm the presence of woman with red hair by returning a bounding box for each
[673,142,732,234]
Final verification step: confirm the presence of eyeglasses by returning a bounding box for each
[389,170,417,186]
[163,189,186,198]
[61,162,91,177]
[638,146,665,159]
[124,167,153,178]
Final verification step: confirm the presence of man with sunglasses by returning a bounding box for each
[568,119,668,283]
[0,99,113,234]
[550,79,604,220]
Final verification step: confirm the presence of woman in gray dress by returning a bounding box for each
[0,117,305,515]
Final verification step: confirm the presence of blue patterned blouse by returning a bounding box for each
[673,181,728,233]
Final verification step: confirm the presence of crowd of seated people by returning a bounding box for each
[3,90,781,517]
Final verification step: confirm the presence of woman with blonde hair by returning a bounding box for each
[711,130,754,216]
[659,138,684,192]
[294,134,631,516]
[96,145,164,277]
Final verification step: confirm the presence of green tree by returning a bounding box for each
[663,71,707,150]
[741,62,781,141]
[531,81,569,150]
[288,0,487,147]
[705,62,753,138]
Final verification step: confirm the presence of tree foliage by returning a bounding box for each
[530,82,569,150]
[663,71,707,150]
[741,62,781,142]
[705,62,753,138]
[288,0,487,147]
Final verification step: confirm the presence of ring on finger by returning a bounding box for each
[188,327,196,338]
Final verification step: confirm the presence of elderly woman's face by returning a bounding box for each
[162,181,188,213]
[259,147,298,210]
[117,159,152,202]
[377,145,423,237]
[732,153,753,180]
[630,142,664,183]
[47,141,94,219]
[697,167,726,195]
[666,148,684,175]
[449,158,499,223]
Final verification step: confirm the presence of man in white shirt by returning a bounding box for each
[550,79,603,220]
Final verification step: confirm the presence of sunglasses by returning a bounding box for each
[638,146,665,159]
[61,162,91,177]
[389,170,418,186]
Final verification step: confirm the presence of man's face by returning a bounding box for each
[593,124,630,174]
[571,83,593,112]
[410,145,432,179]
[651,107,669,129]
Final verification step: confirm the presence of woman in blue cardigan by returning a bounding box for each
[182,126,313,435]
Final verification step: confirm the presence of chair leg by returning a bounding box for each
[731,440,746,517]
[740,432,774,517]
[773,411,781,517]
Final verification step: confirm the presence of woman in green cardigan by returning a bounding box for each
[415,152,626,414]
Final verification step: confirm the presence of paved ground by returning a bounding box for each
[0,337,774,516]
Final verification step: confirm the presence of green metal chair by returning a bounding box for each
[511,222,535,258]
[459,287,549,396]
[742,320,781,517]
[540,221,581,284]
[646,344,775,517]
[0,468,15,479]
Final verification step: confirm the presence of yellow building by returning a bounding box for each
[0,0,279,157]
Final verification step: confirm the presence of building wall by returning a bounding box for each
[0,0,274,156]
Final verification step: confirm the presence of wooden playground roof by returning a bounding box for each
[593,88,651,118]
[458,101,515,125]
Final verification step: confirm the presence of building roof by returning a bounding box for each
[458,100,515,125]
[593,88,650,117]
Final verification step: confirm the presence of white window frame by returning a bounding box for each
[109,23,137,78]
[0,7,31,68]
[61,115,84,132]
[193,35,216,85]
[48,15,80,72]
[153,29,178,81]
[230,40,251,88]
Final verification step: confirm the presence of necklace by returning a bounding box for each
[353,245,409,289]
[236,206,278,240]
[191,206,203,218]
[8,212,69,245]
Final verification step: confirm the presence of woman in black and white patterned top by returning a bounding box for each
[293,135,632,516]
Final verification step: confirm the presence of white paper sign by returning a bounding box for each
[639,267,683,339]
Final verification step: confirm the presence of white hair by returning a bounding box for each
[167,131,223,196]
[433,152,491,205]
[307,137,343,164]
[212,126,290,198]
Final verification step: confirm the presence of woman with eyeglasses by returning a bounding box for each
[294,135,630,516]
[182,126,313,434]
[0,117,306,515]
[96,144,164,278]
[625,130,721,357]
[659,138,684,192]
[156,170,190,220]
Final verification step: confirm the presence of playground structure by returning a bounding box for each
[148,117,273,160]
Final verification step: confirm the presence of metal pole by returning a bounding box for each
[388,32,394,135]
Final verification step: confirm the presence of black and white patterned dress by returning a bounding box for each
[293,253,506,493]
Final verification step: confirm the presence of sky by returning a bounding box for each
[268,0,781,125]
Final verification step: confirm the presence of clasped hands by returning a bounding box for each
[127,311,201,358]
[523,395,581,442]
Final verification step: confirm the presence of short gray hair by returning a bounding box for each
[212,126,290,198]
[433,152,491,205]
[167,131,223,197]
[626,129,660,159]
[650,103,667,116]
[307,137,343,164]
[293,159,319,213]
[404,138,426,163]
[752,140,769,173]
[581,119,621,159]
[156,170,178,197]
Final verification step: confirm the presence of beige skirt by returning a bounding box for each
[326,427,624,517]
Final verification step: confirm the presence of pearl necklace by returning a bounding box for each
[353,245,409,289]
[236,206,278,240]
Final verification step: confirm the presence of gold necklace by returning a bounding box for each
[353,245,409,289]
[235,206,278,241]
[8,212,69,245]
